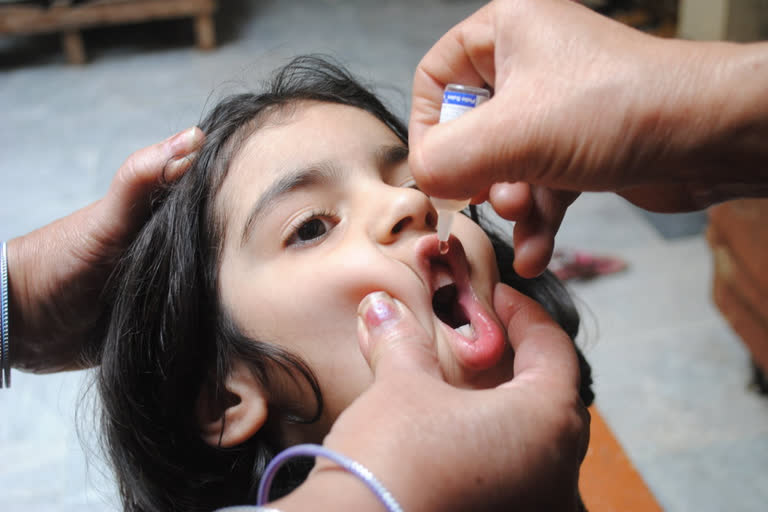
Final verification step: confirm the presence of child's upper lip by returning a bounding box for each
[414,235,471,296]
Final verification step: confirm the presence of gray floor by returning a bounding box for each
[1,1,766,510]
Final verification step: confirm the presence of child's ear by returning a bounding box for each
[195,359,268,448]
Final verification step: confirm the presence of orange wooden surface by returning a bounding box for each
[580,406,664,512]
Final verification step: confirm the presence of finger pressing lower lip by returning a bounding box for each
[356,291,443,378]
[358,291,402,330]
[357,292,400,364]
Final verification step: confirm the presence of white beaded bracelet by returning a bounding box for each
[1,241,10,388]
[257,444,403,512]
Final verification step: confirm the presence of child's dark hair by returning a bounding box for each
[96,55,592,512]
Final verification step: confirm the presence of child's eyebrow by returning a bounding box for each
[240,162,341,247]
[376,144,409,169]
[239,143,409,248]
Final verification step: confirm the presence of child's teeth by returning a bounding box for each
[456,323,475,339]
[435,272,454,289]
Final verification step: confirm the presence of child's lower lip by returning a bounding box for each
[438,287,506,371]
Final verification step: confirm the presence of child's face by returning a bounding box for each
[216,102,515,441]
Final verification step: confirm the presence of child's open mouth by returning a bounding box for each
[417,235,506,371]
[431,264,476,340]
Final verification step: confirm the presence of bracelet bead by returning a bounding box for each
[1,241,10,388]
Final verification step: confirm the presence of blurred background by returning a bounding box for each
[1,1,767,511]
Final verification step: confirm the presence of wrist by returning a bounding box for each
[6,234,38,371]
[657,40,768,195]
[5,231,81,373]
[270,465,394,512]
[708,41,768,184]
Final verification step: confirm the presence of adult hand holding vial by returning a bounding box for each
[409,0,768,277]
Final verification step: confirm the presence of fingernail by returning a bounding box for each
[358,291,401,330]
[168,126,203,156]
[356,316,371,358]
[165,151,198,180]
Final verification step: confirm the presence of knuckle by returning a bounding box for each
[551,391,590,448]
[117,151,142,186]
[116,144,167,190]
[377,322,425,349]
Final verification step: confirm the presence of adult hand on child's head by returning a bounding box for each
[409,0,768,276]
[8,127,203,373]
[276,286,589,512]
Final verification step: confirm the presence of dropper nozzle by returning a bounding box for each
[436,210,455,242]
[432,197,471,254]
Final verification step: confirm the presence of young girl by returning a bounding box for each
[96,55,593,512]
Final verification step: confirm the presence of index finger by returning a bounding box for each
[101,127,204,238]
[409,4,496,150]
[493,283,581,392]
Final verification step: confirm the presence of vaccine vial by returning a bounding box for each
[432,84,491,254]
[439,84,490,123]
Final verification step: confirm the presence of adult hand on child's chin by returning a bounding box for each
[274,285,589,512]
[8,127,204,372]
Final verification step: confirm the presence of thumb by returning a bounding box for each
[493,283,581,391]
[357,292,443,380]
[409,100,520,199]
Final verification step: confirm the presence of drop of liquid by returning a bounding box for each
[438,240,449,255]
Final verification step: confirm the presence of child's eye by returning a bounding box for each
[400,178,421,191]
[296,219,329,241]
[285,212,336,247]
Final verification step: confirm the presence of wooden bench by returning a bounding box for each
[0,0,217,64]
[708,199,768,388]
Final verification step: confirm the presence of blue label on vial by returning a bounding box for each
[442,91,479,107]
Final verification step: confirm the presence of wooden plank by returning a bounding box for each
[713,271,768,373]
[580,406,664,512]
[61,29,85,64]
[194,13,215,50]
[0,0,216,35]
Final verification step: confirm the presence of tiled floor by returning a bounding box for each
[2,1,767,510]
[563,215,768,511]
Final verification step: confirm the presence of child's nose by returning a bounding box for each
[374,187,437,244]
